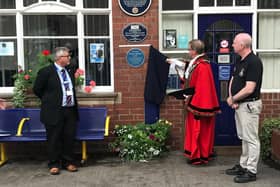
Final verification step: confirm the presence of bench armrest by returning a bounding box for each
[16,118,30,136]
[104,116,110,136]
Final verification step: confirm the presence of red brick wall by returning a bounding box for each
[260,93,280,121]
[111,0,159,124]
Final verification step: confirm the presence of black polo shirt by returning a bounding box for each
[231,52,263,100]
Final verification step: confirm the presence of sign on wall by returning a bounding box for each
[219,65,231,80]
[122,23,148,43]
[118,0,152,16]
[90,43,104,63]
[126,48,145,68]
[0,42,14,56]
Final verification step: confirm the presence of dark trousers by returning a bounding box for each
[45,107,77,168]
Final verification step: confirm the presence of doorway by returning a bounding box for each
[198,14,252,145]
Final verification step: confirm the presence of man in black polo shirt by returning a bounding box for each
[225,33,263,183]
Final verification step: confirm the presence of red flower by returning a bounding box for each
[149,134,155,140]
[84,86,92,93]
[18,69,24,73]
[76,68,84,76]
[24,74,30,80]
[74,72,80,78]
[42,50,50,56]
[89,80,96,87]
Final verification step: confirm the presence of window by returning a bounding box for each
[0,16,16,36]
[258,53,280,89]
[0,0,112,92]
[84,15,109,36]
[236,0,250,6]
[24,0,75,7]
[200,0,250,7]
[23,15,78,70]
[200,0,214,6]
[84,15,110,86]
[258,12,280,89]
[162,14,193,51]
[217,0,233,6]
[0,15,17,87]
[24,39,78,69]
[162,0,193,10]
[83,0,108,8]
[0,0,15,9]
[61,0,75,6]
[23,0,38,7]
[23,15,77,36]
[258,0,280,9]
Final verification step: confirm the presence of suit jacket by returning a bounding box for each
[33,64,79,125]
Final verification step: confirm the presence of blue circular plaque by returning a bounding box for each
[126,48,145,68]
[118,0,152,17]
[122,23,147,43]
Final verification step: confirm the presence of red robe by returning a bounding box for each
[184,56,221,164]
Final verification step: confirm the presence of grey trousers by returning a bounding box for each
[235,99,262,174]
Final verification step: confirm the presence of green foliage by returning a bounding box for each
[12,78,27,108]
[12,50,53,108]
[260,118,280,160]
[74,68,85,87]
[109,119,172,161]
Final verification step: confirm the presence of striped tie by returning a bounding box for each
[61,69,72,105]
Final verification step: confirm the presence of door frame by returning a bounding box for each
[197,14,253,145]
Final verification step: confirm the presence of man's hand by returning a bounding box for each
[183,94,190,103]
[226,96,234,106]
[227,97,239,109]
[231,103,239,109]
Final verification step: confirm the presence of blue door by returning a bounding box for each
[198,14,252,145]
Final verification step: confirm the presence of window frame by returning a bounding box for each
[0,0,114,93]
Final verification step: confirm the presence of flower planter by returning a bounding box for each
[271,128,280,161]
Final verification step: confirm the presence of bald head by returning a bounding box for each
[232,33,252,58]
[235,33,252,48]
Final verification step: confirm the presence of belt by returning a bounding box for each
[239,96,260,103]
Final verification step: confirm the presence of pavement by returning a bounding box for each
[0,151,279,187]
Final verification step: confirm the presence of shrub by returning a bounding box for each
[260,118,280,160]
[109,119,172,161]
[12,50,53,108]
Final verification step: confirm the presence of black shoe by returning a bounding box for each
[225,164,246,175]
[234,170,256,183]
[187,158,203,165]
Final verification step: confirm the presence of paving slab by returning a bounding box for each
[0,151,279,187]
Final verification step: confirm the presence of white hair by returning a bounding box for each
[54,47,69,61]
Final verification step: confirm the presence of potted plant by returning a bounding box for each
[109,119,172,161]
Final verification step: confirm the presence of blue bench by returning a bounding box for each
[0,107,110,166]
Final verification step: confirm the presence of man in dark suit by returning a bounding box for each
[33,47,79,175]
